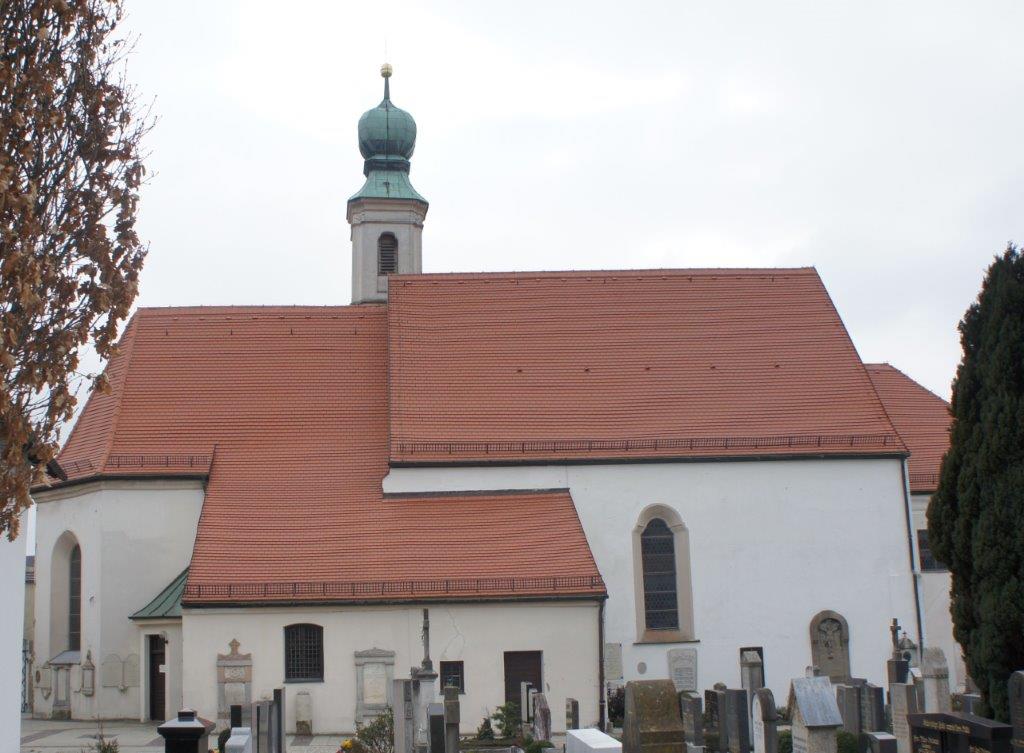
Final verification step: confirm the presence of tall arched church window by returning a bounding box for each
[641,519,679,630]
[378,233,398,275]
[69,544,81,651]
[632,505,695,642]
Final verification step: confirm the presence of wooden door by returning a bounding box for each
[503,651,542,706]
[148,635,166,721]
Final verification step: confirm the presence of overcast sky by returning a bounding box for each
[110,0,1023,400]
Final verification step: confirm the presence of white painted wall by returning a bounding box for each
[911,492,966,690]
[32,480,203,719]
[182,601,601,735]
[384,457,920,700]
[0,518,27,752]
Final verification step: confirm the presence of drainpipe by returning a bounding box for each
[899,458,926,649]
[598,597,606,730]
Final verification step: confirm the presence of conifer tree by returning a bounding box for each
[928,244,1024,721]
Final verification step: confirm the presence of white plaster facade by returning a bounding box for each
[182,601,601,735]
[1,518,27,752]
[31,479,203,720]
[383,456,922,701]
[348,197,426,303]
[911,491,966,690]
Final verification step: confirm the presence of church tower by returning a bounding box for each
[348,64,428,303]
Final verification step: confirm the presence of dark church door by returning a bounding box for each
[503,651,542,706]
[148,635,166,721]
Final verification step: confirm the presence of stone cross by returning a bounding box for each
[421,609,433,673]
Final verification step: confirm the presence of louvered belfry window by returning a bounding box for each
[284,623,324,682]
[69,544,81,651]
[641,518,679,630]
[378,233,398,275]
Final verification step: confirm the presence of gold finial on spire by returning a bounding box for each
[381,62,393,79]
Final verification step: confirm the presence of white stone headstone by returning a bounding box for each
[668,648,698,692]
[364,663,388,706]
[605,643,624,682]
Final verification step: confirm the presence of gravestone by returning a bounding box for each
[521,682,534,723]
[921,649,952,713]
[681,694,704,747]
[725,688,752,753]
[444,685,460,753]
[837,685,862,736]
[295,690,313,735]
[810,611,851,683]
[1010,672,1024,753]
[355,648,395,724]
[216,639,252,729]
[955,694,981,716]
[706,688,730,753]
[606,644,625,683]
[623,680,686,753]
[742,651,766,711]
[789,676,843,753]
[428,703,445,753]
[863,733,897,753]
[860,684,886,733]
[751,688,779,753]
[890,683,921,753]
[394,679,415,753]
[567,698,580,731]
[907,712,1012,753]
[669,649,699,693]
[533,693,552,742]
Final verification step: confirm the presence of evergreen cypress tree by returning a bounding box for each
[928,244,1024,721]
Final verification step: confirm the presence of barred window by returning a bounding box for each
[918,530,947,572]
[378,233,398,275]
[641,518,679,630]
[69,544,81,651]
[284,624,324,682]
[440,660,465,694]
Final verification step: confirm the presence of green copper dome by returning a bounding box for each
[349,65,426,204]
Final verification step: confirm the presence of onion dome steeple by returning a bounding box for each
[349,63,427,204]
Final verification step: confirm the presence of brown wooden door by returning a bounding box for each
[503,651,542,706]
[148,635,166,721]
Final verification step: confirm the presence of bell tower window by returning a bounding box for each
[378,233,398,275]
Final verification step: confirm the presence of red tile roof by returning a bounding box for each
[387,269,906,463]
[865,363,951,493]
[45,306,604,605]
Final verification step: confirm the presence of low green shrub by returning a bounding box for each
[778,730,793,753]
[836,731,858,753]
[476,716,495,740]
[217,727,231,753]
[354,707,394,753]
[490,702,520,739]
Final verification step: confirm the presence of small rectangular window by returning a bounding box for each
[440,660,465,694]
[917,530,947,572]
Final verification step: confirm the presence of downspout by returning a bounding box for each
[899,458,926,649]
[598,597,606,730]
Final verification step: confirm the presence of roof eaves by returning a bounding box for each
[130,567,188,620]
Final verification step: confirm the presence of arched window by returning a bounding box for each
[378,233,398,275]
[632,505,695,642]
[641,519,678,630]
[68,545,81,651]
[284,623,323,682]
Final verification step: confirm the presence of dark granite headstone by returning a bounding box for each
[1009,673,1024,753]
[726,689,751,753]
[860,684,886,733]
[837,685,862,736]
[907,712,1012,753]
[707,688,730,753]
[623,680,686,753]
[681,694,705,746]
[428,702,445,753]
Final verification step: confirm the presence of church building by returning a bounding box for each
[29,65,953,734]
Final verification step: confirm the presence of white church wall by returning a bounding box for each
[32,479,204,719]
[383,456,920,699]
[182,601,600,734]
[0,516,26,752]
[911,492,965,690]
